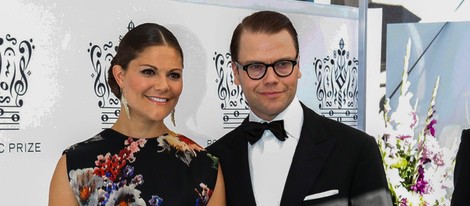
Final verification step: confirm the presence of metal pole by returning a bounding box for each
[358,0,367,131]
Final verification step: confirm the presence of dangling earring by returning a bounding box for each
[171,109,176,127]
[121,91,131,119]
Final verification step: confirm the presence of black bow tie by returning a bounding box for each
[243,120,287,145]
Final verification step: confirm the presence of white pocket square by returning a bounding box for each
[304,189,339,201]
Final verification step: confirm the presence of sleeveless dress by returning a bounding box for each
[63,129,219,206]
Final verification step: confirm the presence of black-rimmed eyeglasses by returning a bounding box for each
[234,60,298,80]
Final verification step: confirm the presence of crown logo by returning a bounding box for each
[0,34,35,130]
[88,21,135,129]
[313,38,359,127]
[213,52,249,130]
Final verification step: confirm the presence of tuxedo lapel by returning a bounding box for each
[280,103,337,206]
[223,118,257,206]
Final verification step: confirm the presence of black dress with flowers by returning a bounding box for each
[63,129,219,206]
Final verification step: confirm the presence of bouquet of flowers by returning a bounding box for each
[378,39,458,206]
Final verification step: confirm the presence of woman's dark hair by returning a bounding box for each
[108,23,183,99]
[230,10,299,62]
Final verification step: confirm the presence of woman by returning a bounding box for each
[49,23,225,206]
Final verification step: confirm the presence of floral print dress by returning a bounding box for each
[64,129,219,206]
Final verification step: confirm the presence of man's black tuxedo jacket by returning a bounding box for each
[451,129,470,206]
[207,102,392,206]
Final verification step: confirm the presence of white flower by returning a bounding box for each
[377,38,458,206]
[69,168,104,206]
[106,185,146,206]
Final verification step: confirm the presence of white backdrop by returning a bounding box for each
[0,0,362,204]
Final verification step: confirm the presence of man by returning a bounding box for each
[207,10,392,206]
[451,129,470,205]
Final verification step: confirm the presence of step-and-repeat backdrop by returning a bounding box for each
[0,0,365,204]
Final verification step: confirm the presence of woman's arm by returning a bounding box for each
[49,155,78,206]
[207,163,226,206]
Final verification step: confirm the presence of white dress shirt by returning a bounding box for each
[248,97,304,206]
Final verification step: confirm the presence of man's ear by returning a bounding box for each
[296,56,302,79]
[112,65,125,88]
[231,62,241,85]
